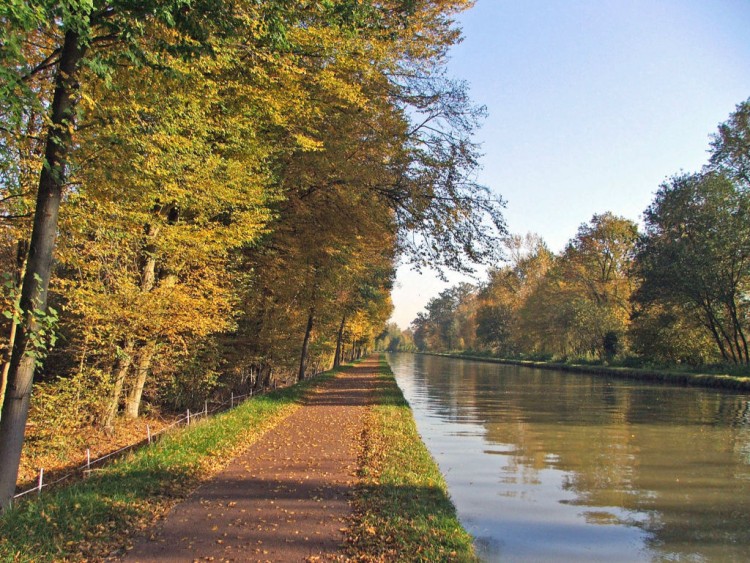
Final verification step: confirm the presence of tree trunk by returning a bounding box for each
[0,29,85,511]
[139,223,160,291]
[121,222,162,420]
[727,298,749,364]
[252,364,267,393]
[298,308,314,381]
[124,341,157,419]
[701,301,735,364]
[252,365,273,391]
[334,315,345,368]
[101,340,134,431]
[0,241,28,422]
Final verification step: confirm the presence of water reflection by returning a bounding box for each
[386,353,750,562]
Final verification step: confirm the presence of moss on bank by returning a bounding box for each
[426,352,750,391]
[348,357,476,562]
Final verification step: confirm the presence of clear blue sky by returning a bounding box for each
[390,0,750,329]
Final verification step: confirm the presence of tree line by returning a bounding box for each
[396,98,750,368]
[0,0,505,509]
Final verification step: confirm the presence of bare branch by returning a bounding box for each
[21,48,62,82]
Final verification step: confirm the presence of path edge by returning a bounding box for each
[347,355,477,562]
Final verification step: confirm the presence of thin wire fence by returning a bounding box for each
[10,379,288,504]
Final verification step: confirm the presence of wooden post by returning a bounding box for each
[86,448,91,470]
[146,425,151,444]
[37,468,44,495]
[230,392,234,408]
[187,409,191,426]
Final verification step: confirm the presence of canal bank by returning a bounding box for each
[349,357,476,560]
[422,351,750,391]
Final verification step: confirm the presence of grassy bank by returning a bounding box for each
[0,370,336,562]
[427,352,750,391]
[349,357,476,562]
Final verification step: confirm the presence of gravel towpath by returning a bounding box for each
[126,359,381,562]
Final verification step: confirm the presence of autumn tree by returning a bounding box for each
[57,48,281,426]
[354,1,506,274]
[0,0,255,511]
[229,0,501,379]
[0,0,404,510]
[475,234,552,355]
[411,283,477,351]
[628,301,719,365]
[0,0,505,509]
[229,123,398,382]
[557,213,638,358]
[506,215,639,360]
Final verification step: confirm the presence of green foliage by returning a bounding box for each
[2,273,59,367]
[635,171,750,364]
[1,274,23,324]
[710,96,750,186]
[629,303,718,366]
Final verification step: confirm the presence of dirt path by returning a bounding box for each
[126,359,381,562]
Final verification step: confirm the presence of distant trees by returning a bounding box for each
[376,323,415,352]
[554,212,638,359]
[475,234,552,355]
[411,283,476,352]
[412,97,750,369]
[413,214,637,359]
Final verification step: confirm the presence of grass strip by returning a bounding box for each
[427,352,750,391]
[0,370,337,562]
[349,357,476,562]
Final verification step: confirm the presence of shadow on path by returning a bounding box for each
[127,358,383,562]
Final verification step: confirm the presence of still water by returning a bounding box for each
[386,353,750,562]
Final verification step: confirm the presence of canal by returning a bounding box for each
[386,353,750,562]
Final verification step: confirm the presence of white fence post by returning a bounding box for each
[86,448,91,471]
[231,392,234,408]
[37,468,44,495]
[147,424,152,444]
[204,401,208,416]
[187,409,191,426]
